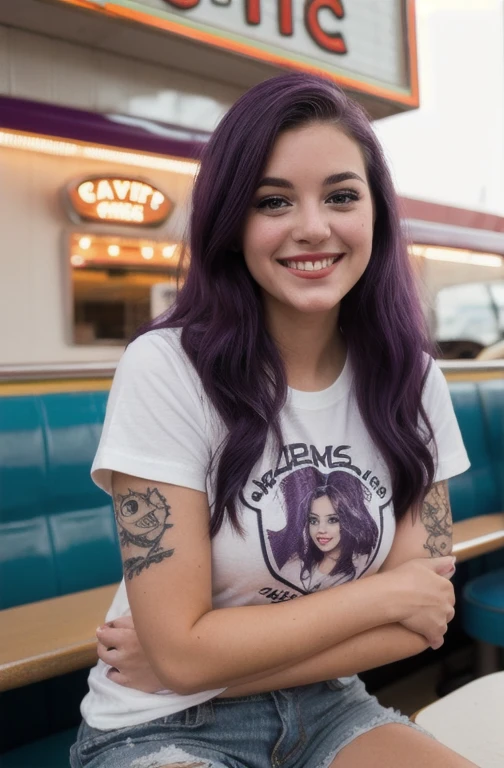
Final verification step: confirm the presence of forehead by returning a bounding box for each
[264,122,367,180]
[311,495,337,515]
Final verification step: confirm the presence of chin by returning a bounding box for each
[289,297,342,315]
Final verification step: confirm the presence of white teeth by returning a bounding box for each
[285,257,338,272]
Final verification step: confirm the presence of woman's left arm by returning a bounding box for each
[378,481,454,572]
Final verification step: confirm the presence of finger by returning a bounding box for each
[432,620,449,648]
[432,556,457,575]
[417,556,455,572]
[96,625,129,647]
[97,643,121,666]
[105,615,135,630]
[107,667,130,688]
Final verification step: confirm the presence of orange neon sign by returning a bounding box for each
[66,176,173,226]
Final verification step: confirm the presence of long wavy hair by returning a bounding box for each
[268,468,379,584]
[138,72,435,536]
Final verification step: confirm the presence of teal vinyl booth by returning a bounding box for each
[0,378,503,766]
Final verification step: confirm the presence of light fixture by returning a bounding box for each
[141,246,154,260]
[162,244,177,259]
[0,130,199,176]
[108,245,120,257]
[411,244,502,269]
[79,236,92,250]
[70,254,85,266]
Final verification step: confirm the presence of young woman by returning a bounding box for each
[268,467,379,592]
[71,73,474,768]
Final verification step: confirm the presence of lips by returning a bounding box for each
[278,253,345,279]
[317,537,332,545]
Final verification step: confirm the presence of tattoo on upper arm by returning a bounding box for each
[421,481,452,557]
[114,487,174,579]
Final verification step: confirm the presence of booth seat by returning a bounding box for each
[0,390,121,766]
[0,390,122,611]
[0,378,503,767]
[448,380,504,525]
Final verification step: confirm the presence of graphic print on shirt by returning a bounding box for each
[240,443,389,594]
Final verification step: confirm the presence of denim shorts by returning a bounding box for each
[70,676,428,768]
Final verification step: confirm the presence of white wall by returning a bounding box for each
[0,147,194,365]
[0,26,241,132]
[374,0,504,216]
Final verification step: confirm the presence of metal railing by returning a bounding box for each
[0,362,117,381]
[0,360,502,383]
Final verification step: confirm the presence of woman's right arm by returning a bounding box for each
[113,471,455,696]
[218,623,429,697]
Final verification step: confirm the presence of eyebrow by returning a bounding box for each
[256,171,365,189]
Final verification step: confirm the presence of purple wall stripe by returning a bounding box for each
[0,97,210,159]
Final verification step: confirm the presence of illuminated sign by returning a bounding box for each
[66,176,173,226]
[57,0,418,109]
[164,0,347,54]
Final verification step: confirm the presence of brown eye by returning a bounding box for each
[256,196,290,210]
[326,190,360,205]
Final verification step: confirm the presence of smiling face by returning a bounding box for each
[242,122,374,319]
[308,494,342,554]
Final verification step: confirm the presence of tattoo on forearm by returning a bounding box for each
[114,487,174,579]
[421,481,452,557]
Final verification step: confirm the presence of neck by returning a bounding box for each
[264,300,345,391]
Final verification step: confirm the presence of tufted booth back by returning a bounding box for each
[0,379,502,611]
[448,380,504,523]
[0,390,122,610]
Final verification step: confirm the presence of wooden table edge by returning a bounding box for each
[452,513,504,563]
[0,583,118,691]
[0,640,99,691]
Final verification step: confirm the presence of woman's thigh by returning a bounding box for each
[329,723,478,768]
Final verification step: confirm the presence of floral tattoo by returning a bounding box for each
[421,481,452,557]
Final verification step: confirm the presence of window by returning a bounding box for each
[69,233,180,345]
[410,245,504,360]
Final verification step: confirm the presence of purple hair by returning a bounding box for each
[137,72,435,536]
[269,468,379,582]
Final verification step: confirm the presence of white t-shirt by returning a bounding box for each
[82,328,470,729]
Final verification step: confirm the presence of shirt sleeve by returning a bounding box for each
[421,358,470,483]
[91,330,211,496]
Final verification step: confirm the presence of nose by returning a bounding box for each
[292,203,331,246]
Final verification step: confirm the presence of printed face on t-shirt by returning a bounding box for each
[308,495,342,554]
[241,451,387,594]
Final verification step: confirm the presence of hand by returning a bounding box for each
[96,615,165,693]
[384,556,456,650]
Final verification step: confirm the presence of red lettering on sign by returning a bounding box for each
[305,0,347,55]
[246,1,293,35]
[246,0,261,25]
[279,0,293,36]
[164,0,200,9]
